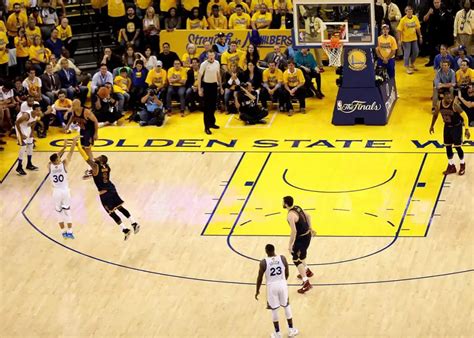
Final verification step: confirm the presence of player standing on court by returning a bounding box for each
[48,136,79,239]
[15,100,42,176]
[255,244,299,338]
[430,90,470,175]
[283,196,315,294]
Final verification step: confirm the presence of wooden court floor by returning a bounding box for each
[0,59,473,337]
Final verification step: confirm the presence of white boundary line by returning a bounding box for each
[224,111,278,129]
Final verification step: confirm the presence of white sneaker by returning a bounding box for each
[270,332,282,338]
[288,327,299,337]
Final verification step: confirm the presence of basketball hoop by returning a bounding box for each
[322,34,343,67]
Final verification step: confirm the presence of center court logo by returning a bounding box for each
[337,100,382,114]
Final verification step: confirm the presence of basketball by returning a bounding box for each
[97,86,110,99]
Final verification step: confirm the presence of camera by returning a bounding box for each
[148,88,157,96]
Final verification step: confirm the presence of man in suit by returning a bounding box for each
[57,58,87,104]
[41,63,61,104]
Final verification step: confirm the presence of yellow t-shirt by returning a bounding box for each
[6,12,28,37]
[456,68,474,85]
[160,0,177,12]
[207,14,228,29]
[250,0,273,11]
[283,68,305,88]
[25,26,41,45]
[56,24,72,40]
[0,20,7,33]
[377,34,397,59]
[0,31,8,65]
[251,12,272,28]
[145,68,167,88]
[263,68,283,88]
[273,0,292,11]
[7,0,30,11]
[113,75,131,93]
[221,50,243,66]
[182,0,199,11]
[29,44,50,63]
[167,67,187,86]
[397,15,420,42]
[186,18,208,30]
[229,13,251,29]
[54,98,73,111]
[227,2,251,15]
[91,0,107,9]
[14,36,29,57]
[181,52,198,66]
[136,0,152,10]
[108,0,125,17]
[207,0,228,16]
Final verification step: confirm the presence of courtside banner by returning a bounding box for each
[159,29,292,56]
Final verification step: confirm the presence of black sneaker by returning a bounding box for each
[16,167,27,176]
[132,222,140,234]
[123,228,131,240]
[26,164,39,171]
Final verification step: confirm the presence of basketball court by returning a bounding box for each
[0,0,473,336]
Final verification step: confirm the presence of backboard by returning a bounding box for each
[293,0,376,47]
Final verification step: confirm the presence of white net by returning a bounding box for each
[322,41,343,67]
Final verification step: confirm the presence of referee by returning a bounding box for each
[198,51,223,134]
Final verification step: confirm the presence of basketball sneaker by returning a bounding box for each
[443,164,456,175]
[288,327,299,337]
[66,232,75,239]
[123,228,131,240]
[26,163,39,171]
[62,232,68,239]
[132,222,140,234]
[459,163,466,175]
[16,167,27,176]
[297,268,314,280]
[270,332,282,338]
[297,280,312,294]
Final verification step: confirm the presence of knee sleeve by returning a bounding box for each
[284,304,292,319]
[26,143,33,156]
[446,145,454,159]
[62,207,72,223]
[117,206,130,218]
[271,308,279,322]
[109,211,122,225]
[293,260,302,267]
[455,146,464,160]
[18,145,26,160]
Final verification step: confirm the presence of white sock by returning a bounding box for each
[128,216,136,225]
[119,222,126,230]
[448,159,454,165]
[304,266,308,271]
[302,277,308,282]
[460,159,465,164]
[67,228,73,234]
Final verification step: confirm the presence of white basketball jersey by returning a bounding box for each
[265,255,286,285]
[49,162,69,190]
[16,110,34,130]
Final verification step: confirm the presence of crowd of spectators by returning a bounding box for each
[0,0,473,150]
